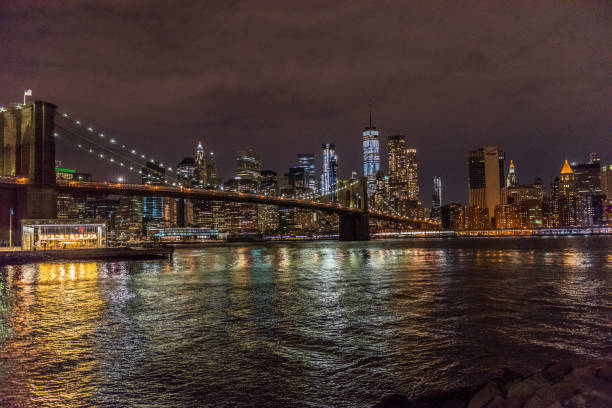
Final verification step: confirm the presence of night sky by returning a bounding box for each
[1,1,610,204]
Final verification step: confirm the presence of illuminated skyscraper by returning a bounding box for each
[362,106,380,197]
[431,176,442,221]
[321,143,338,197]
[142,162,175,235]
[297,153,316,192]
[557,159,577,226]
[195,141,207,187]
[506,160,518,187]
[573,153,603,226]
[387,135,407,204]
[176,157,196,187]
[406,148,419,201]
[387,135,420,215]
[235,149,261,183]
[468,146,506,225]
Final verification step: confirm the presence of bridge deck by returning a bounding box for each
[0,177,439,228]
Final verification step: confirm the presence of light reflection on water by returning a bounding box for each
[0,237,610,407]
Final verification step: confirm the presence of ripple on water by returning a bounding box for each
[0,237,610,407]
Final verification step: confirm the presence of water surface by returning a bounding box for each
[0,237,611,407]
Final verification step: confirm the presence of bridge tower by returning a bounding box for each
[0,101,58,245]
[338,177,370,241]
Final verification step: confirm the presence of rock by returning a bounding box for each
[543,361,574,383]
[507,373,550,400]
[483,395,523,408]
[468,382,499,408]
[563,393,586,408]
[374,394,410,408]
[524,381,579,408]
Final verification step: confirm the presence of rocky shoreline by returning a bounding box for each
[375,359,612,408]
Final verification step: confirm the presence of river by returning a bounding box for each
[0,237,611,407]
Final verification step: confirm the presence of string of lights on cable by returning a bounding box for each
[54,125,178,185]
[55,111,175,173]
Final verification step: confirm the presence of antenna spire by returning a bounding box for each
[369,102,373,128]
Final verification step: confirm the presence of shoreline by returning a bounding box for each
[375,359,612,408]
[0,247,173,265]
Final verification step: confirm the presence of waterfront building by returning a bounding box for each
[464,206,490,230]
[602,164,612,225]
[362,106,380,197]
[114,196,143,242]
[142,162,176,236]
[85,198,119,242]
[506,160,518,187]
[21,219,107,250]
[431,176,442,222]
[506,178,544,228]
[573,153,604,226]
[441,203,465,231]
[494,204,521,229]
[468,146,506,225]
[321,143,338,198]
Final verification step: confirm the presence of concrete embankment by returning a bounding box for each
[0,247,173,265]
[375,359,612,408]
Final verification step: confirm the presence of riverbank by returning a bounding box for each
[0,247,173,265]
[375,359,612,408]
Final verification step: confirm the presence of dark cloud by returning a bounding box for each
[1,0,610,202]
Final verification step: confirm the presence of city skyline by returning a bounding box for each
[1,1,610,203]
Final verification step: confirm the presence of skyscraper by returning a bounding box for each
[387,135,407,205]
[142,162,175,235]
[195,141,207,187]
[296,153,316,192]
[506,160,518,187]
[176,157,196,187]
[431,176,442,221]
[321,143,338,197]
[362,106,380,197]
[235,149,262,183]
[387,135,420,215]
[573,153,603,226]
[406,148,419,201]
[468,146,506,224]
[558,159,577,226]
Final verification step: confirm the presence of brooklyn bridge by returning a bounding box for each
[0,100,440,243]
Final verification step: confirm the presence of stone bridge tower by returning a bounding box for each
[338,177,370,241]
[0,101,57,244]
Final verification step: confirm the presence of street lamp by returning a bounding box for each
[9,208,13,249]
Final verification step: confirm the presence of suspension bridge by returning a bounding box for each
[0,100,440,243]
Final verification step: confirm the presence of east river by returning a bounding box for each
[0,237,611,407]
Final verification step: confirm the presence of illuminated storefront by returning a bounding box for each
[21,219,107,250]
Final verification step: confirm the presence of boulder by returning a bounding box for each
[467,382,499,408]
[543,361,573,383]
[507,373,549,400]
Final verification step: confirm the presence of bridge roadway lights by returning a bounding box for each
[339,212,370,241]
